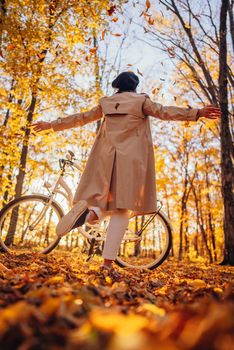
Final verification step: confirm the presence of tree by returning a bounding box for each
[219,0,234,265]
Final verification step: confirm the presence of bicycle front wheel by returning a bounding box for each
[115,210,172,270]
[0,195,64,254]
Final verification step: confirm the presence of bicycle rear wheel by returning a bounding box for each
[0,195,63,254]
[115,210,172,270]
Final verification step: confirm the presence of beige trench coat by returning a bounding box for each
[51,92,199,216]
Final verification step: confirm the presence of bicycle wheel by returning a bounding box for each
[115,210,172,270]
[0,195,64,254]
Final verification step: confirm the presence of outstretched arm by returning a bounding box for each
[32,104,103,133]
[142,95,220,122]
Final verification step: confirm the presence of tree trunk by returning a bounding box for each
[219,0,234,265]
[178,160,190,260]
[192,183,213,263]
[0,81,19,188]
[2,172,12,204]
[93,31,102,133]
[184,206,190,259]
[204,155,217,261]
[4,95,37,245]
[134,216,143,256]
[178,199,185,260]
[164,185,174,257]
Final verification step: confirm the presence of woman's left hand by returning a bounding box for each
[197,105,221,120]
[32,121,52,132]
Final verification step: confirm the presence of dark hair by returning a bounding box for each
[111,71,139,93]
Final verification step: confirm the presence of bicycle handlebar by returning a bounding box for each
[59,158,83,172]
[66,151,83,171]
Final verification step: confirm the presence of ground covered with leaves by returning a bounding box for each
[0,252,233,350]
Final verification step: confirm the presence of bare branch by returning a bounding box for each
[160,0,218,103]
[206,0,219,44]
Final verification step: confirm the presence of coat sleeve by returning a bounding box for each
[142,95,200,122]
[50,104,103,131]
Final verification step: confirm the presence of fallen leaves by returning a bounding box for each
[187,279,207,291]
[6,43,16,51]
[0,252,233,349]
[89,309,149,333]
[0,263,9,272]
[138,303,166,316]
[45,275,65,285]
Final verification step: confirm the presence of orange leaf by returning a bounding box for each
[146,0,151,10]
[148,17,154,25]
[101,29,107,40]
[152,88,159,94]
[137,68,143,76]
[107,5,116,16]
[87,37,92,45]
[167,47,175,58]
[89,48,97,54]
[111,17,118,22]
[38,53,46,59]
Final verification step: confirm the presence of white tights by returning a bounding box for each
[86,206,129,260]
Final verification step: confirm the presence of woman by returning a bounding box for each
[33,71,220,269]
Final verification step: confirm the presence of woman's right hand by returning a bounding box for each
[32,121,52,133]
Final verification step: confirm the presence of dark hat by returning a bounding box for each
[112,71,139,92]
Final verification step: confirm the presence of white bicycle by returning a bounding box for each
[0,151,172,269]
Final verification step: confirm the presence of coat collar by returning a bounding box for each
[99,92,148,119]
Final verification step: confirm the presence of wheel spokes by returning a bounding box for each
[117,213,170,268]
[0,198,61,252]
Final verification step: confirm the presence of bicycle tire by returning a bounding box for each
[115,210,172,270]
[0,195,64,254]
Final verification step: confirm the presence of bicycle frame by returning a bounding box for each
[28,156,106,242]
[28,175,70,230]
